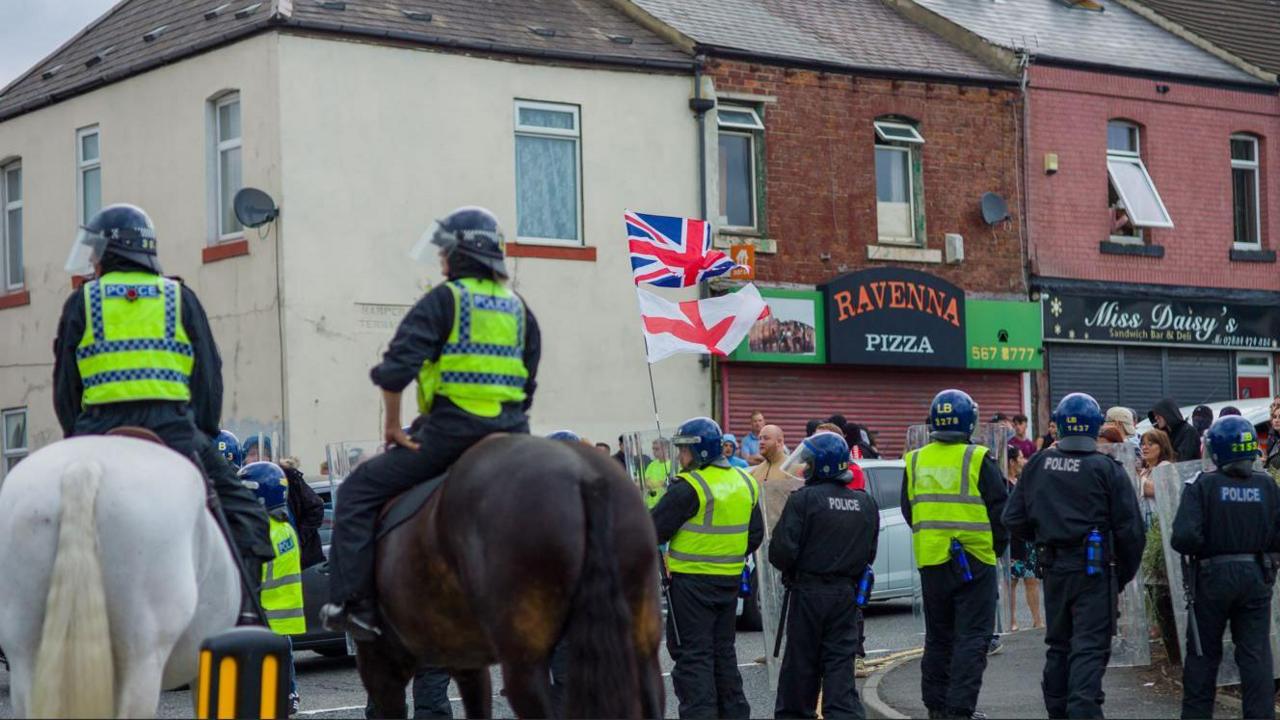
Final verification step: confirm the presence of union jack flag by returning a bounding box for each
[626,210,736,288]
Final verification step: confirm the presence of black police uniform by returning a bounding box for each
[1003,436,1144,719]
[52,255,274,578]
[768,478,880,719]
[1171,461,1280,720]
[652,463,765,719]
[327,256,541,610]
[900,441,1008,720]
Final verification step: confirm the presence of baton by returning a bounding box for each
[1107,531,1119,638]
[661,556,680,647]
[772,586,792,658]
[1182,555,1204,657]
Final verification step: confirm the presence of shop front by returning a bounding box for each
[721,268,1042,458]
[1036,278,1280,414]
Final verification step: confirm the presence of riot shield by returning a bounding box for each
[1154,460,1280,685]
[1097,443,1151,668]
[323,440,384,514]
[621,431,675,510]
[754,463,804,689]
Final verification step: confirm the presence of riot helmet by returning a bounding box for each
[241,433,273,463]
[672,417,724,469]
[1053,393,1104,439]
[1205,415,1260,468]
[929,389,978,438]
[239,461,288,512]
[66,204,161,275]
[547,430,581,443]
[781,431,853,484]
[214,430,242,468]
[410,206,509,279]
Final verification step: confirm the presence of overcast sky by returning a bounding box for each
[0,0,120,89]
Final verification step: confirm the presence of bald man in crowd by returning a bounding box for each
[751,425,793,484]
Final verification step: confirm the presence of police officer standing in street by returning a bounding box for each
[901,389,1008,720]
[1004,393,1144,719]
[651,417,764,719]
[53,204,273,610]
[769,431,879,719]
[1172,415,1280,720]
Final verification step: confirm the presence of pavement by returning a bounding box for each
[867,626,1235,719]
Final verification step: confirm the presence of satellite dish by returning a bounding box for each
[233,187,279,228]
[981,192,1009,225]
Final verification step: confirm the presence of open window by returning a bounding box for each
[1106,121,1172,242]
[875,118,925,246]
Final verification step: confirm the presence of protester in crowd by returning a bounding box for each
[1035,420,1058,452]
[594,442,611,454]
[1097,426,1124,447]
[845,421,881,460]
[805,419,822,437]
[1105,407,1140,455]
[750,425,792,484]
[1219,406,1241,418]
[278,455,327,570]
[612,434,627,468]
[1190,405,1214,436]
[741,411,766,464]
[722,434,750,469]
[1149,398,1202,461]
[1266,406,1280,474]
[1009,414,1036,460]
[1138,429,1177,527]
[1005,451,1042,632]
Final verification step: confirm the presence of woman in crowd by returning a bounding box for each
[1266,404,1280,475]
[1005,451,1043,631]
[1138,429,1177,527]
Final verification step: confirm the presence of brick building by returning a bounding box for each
[908,0,1280,419]
[620,0,1039,456]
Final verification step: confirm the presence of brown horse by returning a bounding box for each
[356,434,664,719]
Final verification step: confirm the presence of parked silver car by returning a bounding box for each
[856,459,916,602]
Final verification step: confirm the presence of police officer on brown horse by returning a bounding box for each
[322,206,541,639]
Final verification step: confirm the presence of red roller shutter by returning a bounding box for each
[721,363,1024,458]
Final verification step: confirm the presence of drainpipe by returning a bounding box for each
[688,55,718,417]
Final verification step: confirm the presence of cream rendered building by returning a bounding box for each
[0,0,709,473]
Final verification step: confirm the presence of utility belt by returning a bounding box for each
[1196,552,1278,584]
[791,572,856,587]
[1034,538,1110,576]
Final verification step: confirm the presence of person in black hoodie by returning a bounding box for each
[1149,398,1202,462]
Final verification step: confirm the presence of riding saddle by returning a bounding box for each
[375,474,446,541]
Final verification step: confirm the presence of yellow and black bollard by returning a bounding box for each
[195,627,293,719]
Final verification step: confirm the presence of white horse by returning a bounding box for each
[0,435,240,718]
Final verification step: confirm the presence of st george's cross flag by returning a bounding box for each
[637,283,770,363]
[626,210,737,287]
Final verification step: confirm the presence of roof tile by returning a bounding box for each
[1132,0,1280,76]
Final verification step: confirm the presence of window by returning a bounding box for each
[875,119,924,246]
[864,466,903,510]
[1,160,21,289]
[77,126,101,226]
[514,101,581,245]
[215,95,242,239]
[1106,121,1172,240]
[2,408,26,475]
[717,105,762,230]
[1231,134,1260,247]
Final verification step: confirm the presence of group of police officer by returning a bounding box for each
[53,200,1280,720]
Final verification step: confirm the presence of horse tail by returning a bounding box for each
[31,460,115,719]
[565,475,639,719]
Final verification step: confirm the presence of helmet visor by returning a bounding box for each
[65,227,108,275]
[409,222,449,263]
[778,436,819,479]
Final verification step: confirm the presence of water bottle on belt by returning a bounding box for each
[1086,528,1104,576]
[740,564,751,595]
[856,565,875,607]
[950,538,973,582]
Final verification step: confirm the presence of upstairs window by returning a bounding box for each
[77,126,101,226]
[874,119,925,246]
[1231,134,1260,247]
[2,160,21,289]
[2,407,26,476]
[717,105,763,230]
[514,100,582,245]
[215,94,243,239]
[1106,121,1172,241]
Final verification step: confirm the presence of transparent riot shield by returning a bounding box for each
[1154,460,1280,685]
[754,464,804,689]
[323,440,385,514]
[1097,442,1151,668]
[621,431,675,510]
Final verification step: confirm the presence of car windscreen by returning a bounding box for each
[864,466,903,510]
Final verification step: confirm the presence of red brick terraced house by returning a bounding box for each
[616,0,1040,458]
[899,0,1280,422]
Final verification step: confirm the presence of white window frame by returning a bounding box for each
[1,160,21,290]
[1237,352,1274,399]
[214,94,243,241]
[1230,134,1261,249]
[1104,122,1172,232]
[76,125,100,227]
[718,128,759,231]
[875,143,919,246]
[874,120,925,145]
[717,106,764,132]
[513,100,583,246]
[2,407,27,477]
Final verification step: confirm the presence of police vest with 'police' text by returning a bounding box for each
[261,516,305,636]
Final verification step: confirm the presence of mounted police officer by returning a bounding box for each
[53,204,273,610]
[770,431,879,719]
[322,206,540,640]
[651,416,764,719]
[1004,393,1144,719]
[901,389,1008,720]
[1172,415,1280,720]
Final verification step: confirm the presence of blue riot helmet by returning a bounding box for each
[239,461,288,512]
[928,389,978,438]
[410,206,508,279]
[66,203,161,275]
[214,430,242,468]
[548,430,581,443]
[782,431,853,484]
[1053,393,1104,438]
[1205,415,1260,468]
[241,433,272,463]
[672,417,725,469]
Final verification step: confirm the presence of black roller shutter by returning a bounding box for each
[1048,344,1236,416]
[1048,345,1119,409]
[1118,347,1164,412]
[1166,350,1233,407]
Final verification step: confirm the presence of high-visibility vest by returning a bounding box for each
[904,442,995,568]
[667,465,760,576]
[643,459,671,509]
[416,278,528,418]
[261,516,306,636]
[76,271,194,406]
